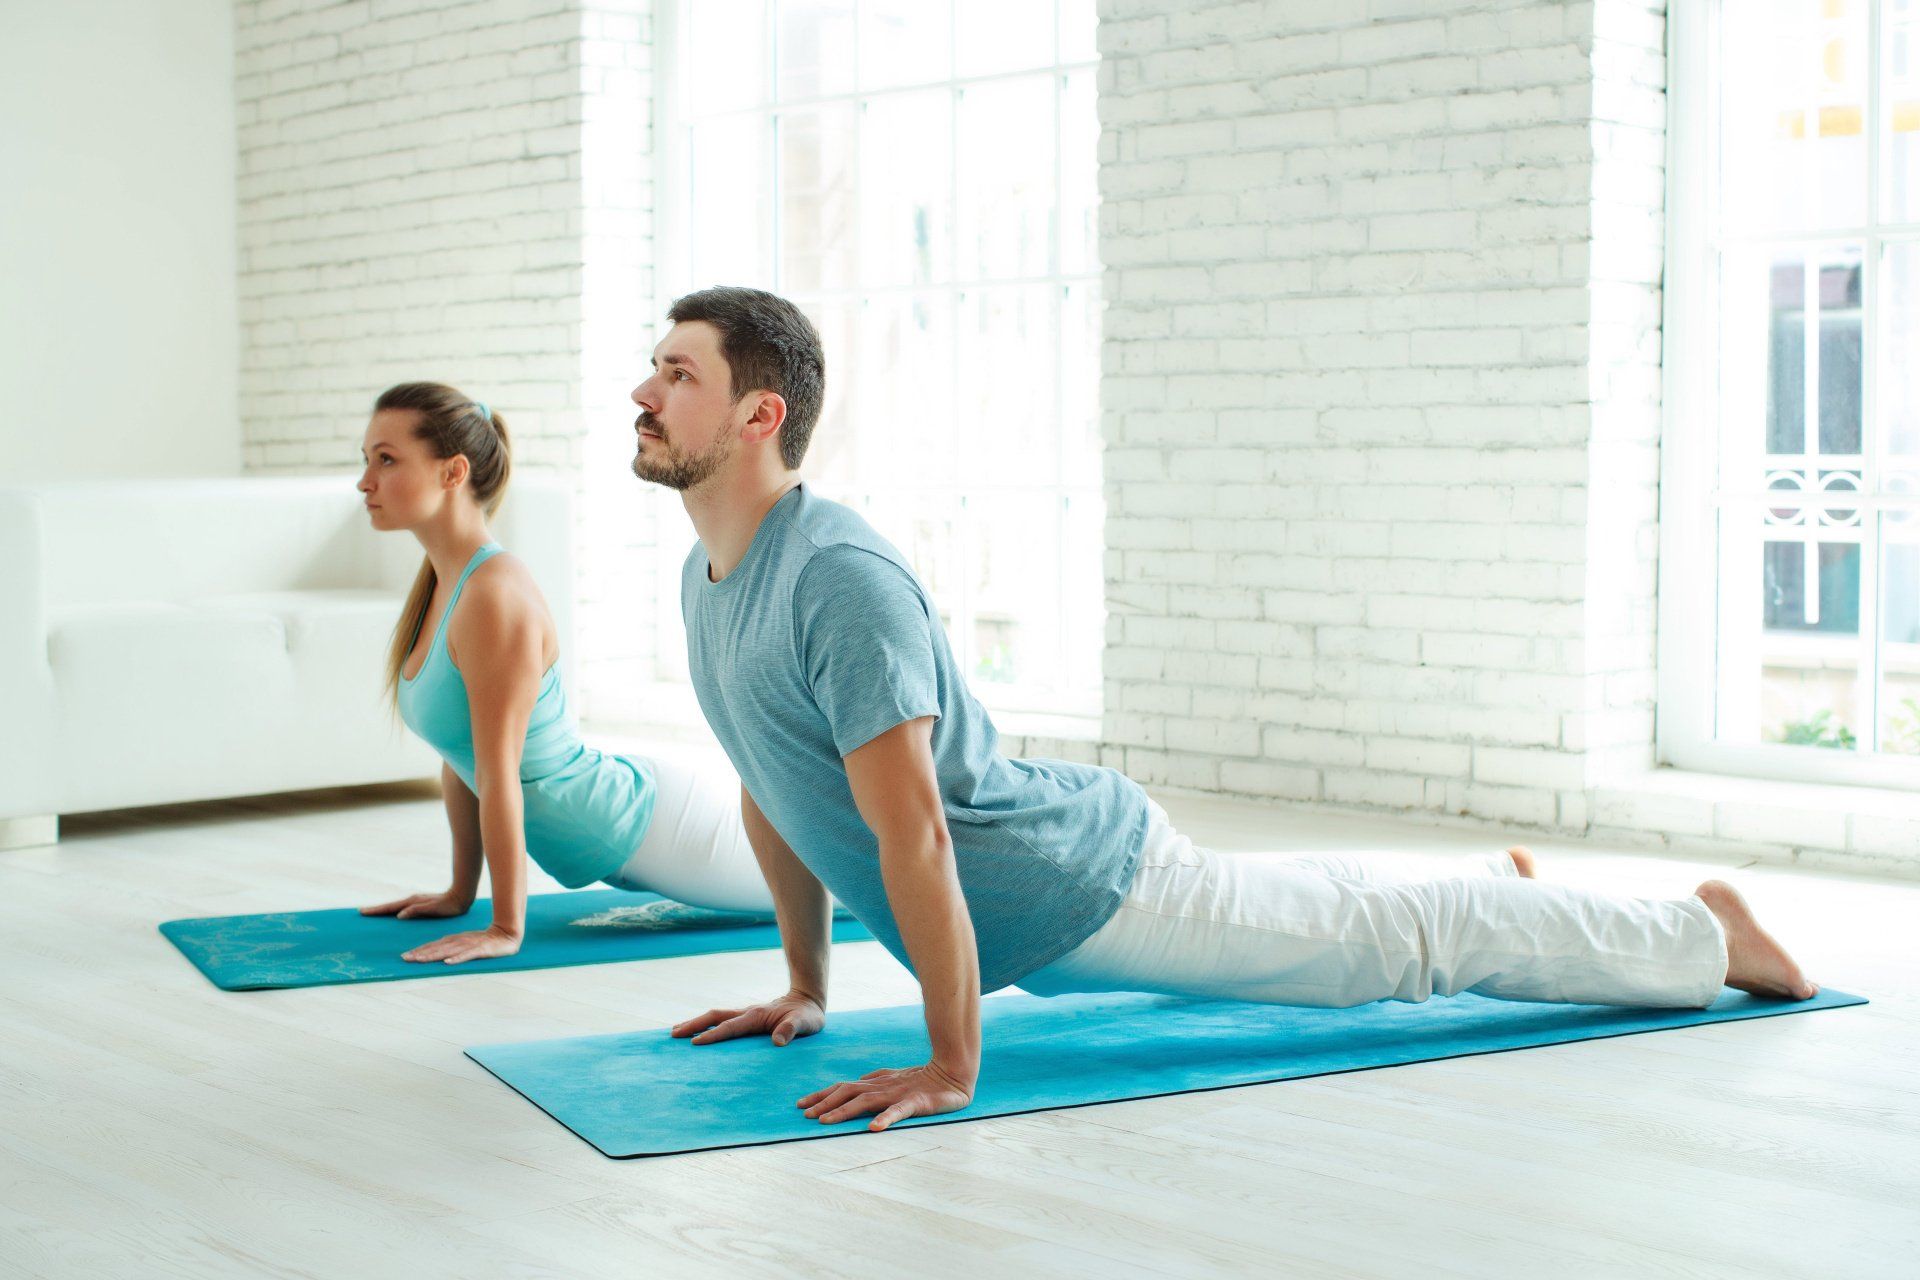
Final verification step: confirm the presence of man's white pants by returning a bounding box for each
[1021,802,1729,1009]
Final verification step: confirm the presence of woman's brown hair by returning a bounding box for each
[375,382,511,709]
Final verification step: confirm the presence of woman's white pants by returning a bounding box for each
[602,754,774,914]
[1021,802,1728,1009]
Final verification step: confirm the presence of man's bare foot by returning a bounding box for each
[1506,846,1538,879]
[1695,880,1819,1001]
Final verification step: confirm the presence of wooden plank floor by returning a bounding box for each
[2,778,1915,1279]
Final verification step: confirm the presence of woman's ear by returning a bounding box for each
[442,453,472,490]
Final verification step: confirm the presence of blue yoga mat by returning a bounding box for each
[467,986,1867,1157]
[161,890,872,990]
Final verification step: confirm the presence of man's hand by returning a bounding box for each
[671,991,825,1047]
[361,889,473,919]
[399,923,522,964]
[798,1060,975,1132]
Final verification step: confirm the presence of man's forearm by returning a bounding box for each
[879,828,981,1080]
[742,788,832,1002]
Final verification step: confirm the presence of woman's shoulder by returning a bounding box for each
[451,549,551,635]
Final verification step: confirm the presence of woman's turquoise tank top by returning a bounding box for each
[396,542,654,889]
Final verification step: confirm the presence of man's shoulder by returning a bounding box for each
[789,487,914,574]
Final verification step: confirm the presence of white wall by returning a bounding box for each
[0,0,240,481]
[1091,0,1668,832]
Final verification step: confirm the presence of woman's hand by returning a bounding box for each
[670,991,826,1047]
[398,923,523,965]
[360,890,473,920]
[798,1060,975,1132]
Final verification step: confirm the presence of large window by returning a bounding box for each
[1663,0,1920,787]
[654,0,1103,719]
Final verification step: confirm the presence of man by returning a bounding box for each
[629,285,1818,1133]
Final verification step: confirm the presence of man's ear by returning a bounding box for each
[740,390,789,447]
[442,454,472,490]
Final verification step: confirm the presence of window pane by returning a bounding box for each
[779,104,858,293]
[859,0,950,91]
[963,492,1063,691]
[858,90,953,287]
[794,298,858,480]
[1882,0,1920,221]
[1759,539,1863,748]
[1758,247,1861,458]
[1884,510,1920,753]
[1061,489,1105,703]
[956,75,1056,280]
[692,0,770,114]
[1060,68,1099,277]
[1060,280,1102,484]
[1883,242,1920,459]
[850,491,968,667]
[957,0,1056,78]
[1722,0,1868,234]
[690,114,774,288]
[849,293,956,490]
[1060,0,1097,65]
[1764,254,1808,455]
[776,0,855,101]
[956,286,1057,487]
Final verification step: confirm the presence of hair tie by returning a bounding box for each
[472,400,491,422]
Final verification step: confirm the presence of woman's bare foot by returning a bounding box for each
[1695,880,1819,1001]
[1506,846,1538,878]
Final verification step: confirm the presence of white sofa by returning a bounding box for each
[0,475,574,847]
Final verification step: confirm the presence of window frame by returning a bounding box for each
[1659,0,1920,789]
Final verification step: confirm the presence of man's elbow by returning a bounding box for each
[876,819,954,871]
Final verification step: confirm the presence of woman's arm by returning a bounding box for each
[397,563,547,965]
[441,761,484,905]
[358,760,483,921]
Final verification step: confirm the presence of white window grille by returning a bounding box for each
[653,0,1103,720]
[1662,0,1920,788]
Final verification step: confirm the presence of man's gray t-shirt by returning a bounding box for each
[682,483,1148,993]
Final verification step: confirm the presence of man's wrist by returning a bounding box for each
[927,1056,978,1092]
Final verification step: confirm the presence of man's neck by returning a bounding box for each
[682,467,803,582]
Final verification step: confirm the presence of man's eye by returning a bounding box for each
[675,370,690,381]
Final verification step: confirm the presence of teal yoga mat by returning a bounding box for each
[466,986,1867,1158]
[161,890,872,990]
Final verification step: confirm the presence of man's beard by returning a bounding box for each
[631,412,734,491]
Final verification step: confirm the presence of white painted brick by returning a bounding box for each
[1323,769,1429,810]
[1365,737,1472,776]
[1715,803,1850,852]
[1849,814,1920,859]
[1453,782,1558,827]
[1218,761,1321,801]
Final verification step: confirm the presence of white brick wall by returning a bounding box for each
[1096,0,1670,834]
[234,0,655,716]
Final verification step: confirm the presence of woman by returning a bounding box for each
[354,381,771,964]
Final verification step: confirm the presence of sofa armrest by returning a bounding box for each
[0,490,57,819]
